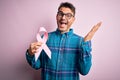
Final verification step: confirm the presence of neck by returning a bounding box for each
[60,30,69,34]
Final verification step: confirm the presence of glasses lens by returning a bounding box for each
[57,12,73,19]
[57,12,63,17]
[66,13,73,19]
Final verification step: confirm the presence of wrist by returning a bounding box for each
[28,49,34,56]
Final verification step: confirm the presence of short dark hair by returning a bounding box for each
[58,2,76,16]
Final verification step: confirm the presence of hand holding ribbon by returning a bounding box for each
[35,27,51,61]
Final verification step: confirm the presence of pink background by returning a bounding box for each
[0,0,120,80]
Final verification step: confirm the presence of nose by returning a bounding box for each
[61,14,66,19]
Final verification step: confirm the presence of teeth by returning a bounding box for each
[60,20,67,25]
[61,23,66,25]
[61,22,66,24]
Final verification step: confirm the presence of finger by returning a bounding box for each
[31,42,42,48]
[32,42,42,47]
[97,21,102,27]
[36,42,43,46]
[34,46,40,50]
[90,22,102,33]
[31,49,39,54]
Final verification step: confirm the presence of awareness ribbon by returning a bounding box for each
[35,27,51,61]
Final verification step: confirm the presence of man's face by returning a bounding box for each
[56,7,75,33]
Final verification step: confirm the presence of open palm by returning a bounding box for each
[84,22,102,41]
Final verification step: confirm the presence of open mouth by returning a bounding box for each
[60,21,67,25]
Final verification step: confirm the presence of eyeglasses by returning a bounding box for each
[57,11,74,20]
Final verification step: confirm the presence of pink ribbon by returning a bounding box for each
[35,27,51,61]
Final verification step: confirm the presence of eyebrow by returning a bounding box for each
[58,11,73,14]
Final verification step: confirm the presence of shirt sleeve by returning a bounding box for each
[77,38,92,75]
[26,49,41,70]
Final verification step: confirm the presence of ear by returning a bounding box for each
[72,17,75,23]
[74,17,75,21]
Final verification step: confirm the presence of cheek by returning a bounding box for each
[68,19,74,26]
[56,18,60,23]
[68,21,73,26]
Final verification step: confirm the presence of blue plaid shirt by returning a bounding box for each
[26,29,92,80]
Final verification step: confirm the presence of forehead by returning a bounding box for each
[59,7,73,14]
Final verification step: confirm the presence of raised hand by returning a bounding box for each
[84,22,102,41]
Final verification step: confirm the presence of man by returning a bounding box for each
[26,2,102,80]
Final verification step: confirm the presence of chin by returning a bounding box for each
[58,27,65,31]
[59,29,68,33]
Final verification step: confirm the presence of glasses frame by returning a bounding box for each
[57,11,74,20]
